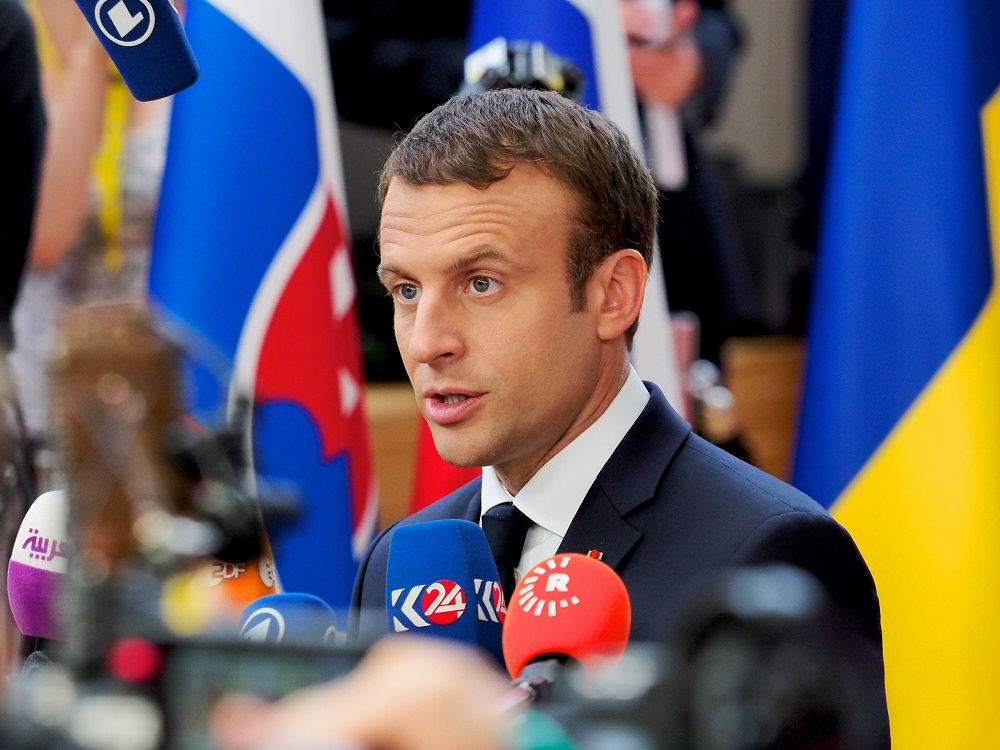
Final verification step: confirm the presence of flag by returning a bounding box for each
[410,421,480,512]
[409,0,684,511]
[149,0,377,608]
[793,2,1000,746]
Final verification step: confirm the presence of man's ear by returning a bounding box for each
[590,249,648,342]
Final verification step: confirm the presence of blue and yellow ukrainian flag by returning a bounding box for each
[793,1,1000,746]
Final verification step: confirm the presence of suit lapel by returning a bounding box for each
[431,479,482,524]
[557,383,691,573]
[460,488,482,522]
[558,481,642,570]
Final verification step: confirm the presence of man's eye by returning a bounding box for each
[470,276,499,294]
[397,284,420,301]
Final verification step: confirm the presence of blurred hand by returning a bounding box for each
[621,0,705,108]
[210,637,513,750]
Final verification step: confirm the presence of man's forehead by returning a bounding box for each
[377,170,573,280]
[382,164,572,205]
[381,175,491,208]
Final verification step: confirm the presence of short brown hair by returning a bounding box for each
[378,88,658,346]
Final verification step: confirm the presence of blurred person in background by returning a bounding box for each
[10,0,173,452]
[0,0,46,356]
[0,0,46,678]
[622,0,763,364]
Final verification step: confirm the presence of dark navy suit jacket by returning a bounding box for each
[350,382,887,733]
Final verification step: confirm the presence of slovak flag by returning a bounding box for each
[149,0,377,608]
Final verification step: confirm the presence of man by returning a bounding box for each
[350,88,885,733]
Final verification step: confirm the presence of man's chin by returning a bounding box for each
[430,434,490,469]
[435,448,486,469]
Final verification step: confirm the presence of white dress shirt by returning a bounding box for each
[479,365,649,578]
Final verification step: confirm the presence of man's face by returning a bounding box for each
[378,165,619,489]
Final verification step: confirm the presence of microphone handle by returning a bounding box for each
[501,657,566,710]
[73,0,199,101]
[497,683,538,714]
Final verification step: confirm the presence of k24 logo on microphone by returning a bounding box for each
[389,578,505,631]
[475,578,506,624]
[516,555,581,617]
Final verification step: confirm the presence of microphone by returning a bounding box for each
[7,491,69,640]
[385,520,506,665]
[157,548,279,637]
[502,553,631,703]
[73,0,199,101]
[5,486,277,640]
[238,593,339,647]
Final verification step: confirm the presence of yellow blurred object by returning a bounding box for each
[94,73,128,274]
[160,570,224,637]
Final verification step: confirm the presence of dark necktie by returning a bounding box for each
[481,502,533,603]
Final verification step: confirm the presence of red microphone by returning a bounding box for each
[502,553,631,682]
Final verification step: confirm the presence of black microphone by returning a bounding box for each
[73,0,199,100]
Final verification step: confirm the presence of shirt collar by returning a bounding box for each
[480,366,649,535]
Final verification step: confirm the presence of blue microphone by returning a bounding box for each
[386,520,506,665]
[73,0,199,100]
[239,593,339,647]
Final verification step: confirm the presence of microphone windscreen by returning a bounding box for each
[503,553,631,679]
[239,592,339,647]
[73,0,199,101]
[159,549,280,636]
[386,520,505,664]
[194,543,280,611]
[7,491,69,640]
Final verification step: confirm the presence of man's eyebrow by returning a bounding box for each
[447,249,523,273]
[376,262,405,283]
[378,249,524,283]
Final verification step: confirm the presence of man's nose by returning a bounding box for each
[404,293,465,364]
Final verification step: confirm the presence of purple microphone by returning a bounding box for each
[7,491,69,640]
